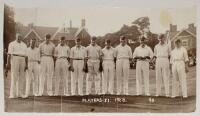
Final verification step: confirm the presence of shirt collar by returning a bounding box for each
[140,44,146,48]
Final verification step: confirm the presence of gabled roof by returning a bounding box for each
[171,29,196,42]
[24,28,42,40]
[34,26,58,39]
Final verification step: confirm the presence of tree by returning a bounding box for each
[3,4,16,67]
[97,16,158,51]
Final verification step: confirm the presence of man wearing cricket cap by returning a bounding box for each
[153,34,171,97]
[6,33,27,98]
[101,39,116,94]
[54,36,70,96]
[24,37,40,97]
[70,37,87,96]
[170,39,189,98]
[86,36,102,95]
[115,36,132,95]
[38,34,55,96]
[133,36,153,96]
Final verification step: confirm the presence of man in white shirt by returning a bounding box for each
[24,37,40,97]
[86,36,102,95]
[101,39,115,94]
[133,36,153,96]
[38,34,55,96]
[54,36,70,96]
[70,37,87,96]
[170,39,189,98]
[115,36,132,95]
[6,33,27,98]
[154,34,171,97]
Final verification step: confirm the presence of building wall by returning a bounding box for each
[171,35,196,50]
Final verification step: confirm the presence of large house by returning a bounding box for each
[16,19,91,47]
[168,23,196,54]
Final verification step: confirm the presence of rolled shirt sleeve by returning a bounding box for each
[128,46,132,58]
[7,42,14,55]
[148,47,154,58]
[183,47,189,62]
[154,45,157,57]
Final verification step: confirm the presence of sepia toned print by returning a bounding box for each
[3,0,196,113]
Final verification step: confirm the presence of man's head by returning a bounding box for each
[60,36,66,46]
[45,34,51,44]
[140,36,146,46]
[75,37,81,46]
[16,33,23,43]
[175,39,181,48]
[120,36,126,46]
[30,38,36,48]
[91,36,97,46]
[105,39,111,48]
[159,34,166,44]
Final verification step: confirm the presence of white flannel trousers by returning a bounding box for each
[102,60,114,94]
[116,59,129,95]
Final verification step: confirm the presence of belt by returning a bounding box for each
[29,60,39,62]
[88,58,99,60]
[103,59,114,61]
[42,55,53,57]
[73,58,84,60]
[12,54,26,57]
[58,56,68,59]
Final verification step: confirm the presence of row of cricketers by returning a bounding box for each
[5,33,189,98]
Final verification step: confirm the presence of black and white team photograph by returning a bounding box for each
[2,0,197,113]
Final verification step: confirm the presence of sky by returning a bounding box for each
[4,0,197,36]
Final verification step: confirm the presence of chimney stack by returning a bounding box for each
[170,24,177,32]
[70,20,72,28]
[28,23,34,29]
[81,19,86,27]
[188,23,194,30]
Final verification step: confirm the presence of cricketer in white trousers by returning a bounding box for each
[115,44,132,95]
[39,56,54,96]
[102,60,114,94]
[54,58,69,96]
[26,61,40,96]
[10,56,26,97]
[102,47,115,94]
[171,46,189,98]
[155,58,170,96]
[39,42,55,96]
[86,59,101,95]
[70,45,86,95]
[54,44,70,96]
[133,45,153,96]
[25,47,40,97]
[86,44,102,95]
[71,60,84,95]
[116,59,130,95]
[154,43,171,96]
[8,40,27,98]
